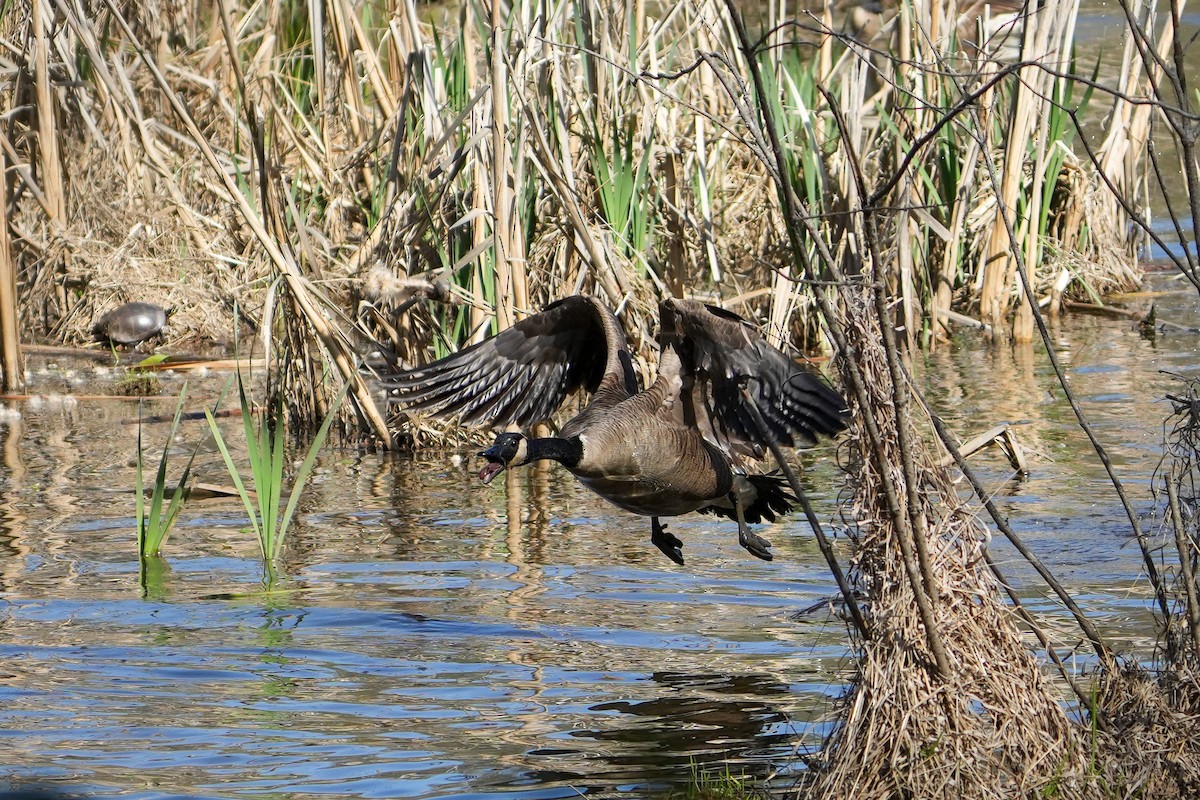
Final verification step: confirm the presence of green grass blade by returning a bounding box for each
[135,406,147,556]
[148,421,172,548]
[279,381,349,542]
[268,405,287,559]
[237,372,263,490]
[137,384,193,560]
[204,404,264,545]
[161,464,191,534]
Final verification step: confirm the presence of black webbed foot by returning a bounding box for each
[729,490,773,561]
[651,517,685,565]
[739,529,774,561]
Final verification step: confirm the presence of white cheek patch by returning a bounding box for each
[576,434,593,469]
[514,438,529,465]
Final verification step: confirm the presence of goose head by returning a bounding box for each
[478,432,528,484]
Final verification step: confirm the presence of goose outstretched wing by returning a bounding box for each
[658,298,847,457]
[382,295,637,429]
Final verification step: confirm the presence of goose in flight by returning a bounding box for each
[384,296,847,564]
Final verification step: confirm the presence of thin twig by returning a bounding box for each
[740,386,869,639]
[1167,477,1200,655]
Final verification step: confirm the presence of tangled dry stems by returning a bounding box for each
[3,0,1143,374]
[803,362,1200,799]
[804,286,1092,799]
[1091,664,1200,797]
[1083,377,1200,798]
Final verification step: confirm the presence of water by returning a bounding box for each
[1,275,1198,798]
[0,367,851,798]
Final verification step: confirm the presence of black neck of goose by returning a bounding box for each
[526,435,583,468]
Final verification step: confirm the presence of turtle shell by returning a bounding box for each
[92,302,170,346]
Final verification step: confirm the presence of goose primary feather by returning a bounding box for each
[383,295,848,564]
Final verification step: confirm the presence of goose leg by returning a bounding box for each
[651,517,685,565]
[732,492,773,561]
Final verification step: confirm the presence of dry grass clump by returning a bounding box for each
[796,369,1200,799]
[802,286,1092,799]
[1043,160,1143,300]
[51,190,235,351]
[1091,664,1200,797]
[964,156,1143,314]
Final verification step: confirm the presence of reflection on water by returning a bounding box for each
[1,278,1199,798]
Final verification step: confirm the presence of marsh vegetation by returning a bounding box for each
[3,0,1200,797]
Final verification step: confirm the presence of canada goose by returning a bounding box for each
[384,296,848,565]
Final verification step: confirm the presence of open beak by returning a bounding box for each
[478,447,507,485]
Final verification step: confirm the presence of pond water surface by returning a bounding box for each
[1,273,1198,799]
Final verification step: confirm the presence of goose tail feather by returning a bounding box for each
[698,472,797,523]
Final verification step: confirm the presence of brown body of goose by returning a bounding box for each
[383,296,848,565]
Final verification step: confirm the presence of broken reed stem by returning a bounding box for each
[0,148,19,392]
[1090,0,1196,285]
[215,0,248,105]
[0,130,58,227]
[1167,476,1200,655]
[739,386,869,639]
[33,0,64,222]
[976,131,1172,622]
[490,0,518,331]
[922,399,1113,662]
[1161,0,1200,269]
[465,20,492,345]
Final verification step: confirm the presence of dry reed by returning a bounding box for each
[0,0,1146,392]
[0,148,18,391]
[716,1,1193,795]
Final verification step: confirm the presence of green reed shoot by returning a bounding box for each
[590,116,654,261]
[205,372,347,572]
[136,382,197,560]
[765,50,830,220]
[1038,55,1098,244]
[671,761,764,800]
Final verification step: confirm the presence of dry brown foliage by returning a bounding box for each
[0,0,1148,372]
[800,285,1093,799]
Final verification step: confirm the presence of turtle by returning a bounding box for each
[92,302,172,349]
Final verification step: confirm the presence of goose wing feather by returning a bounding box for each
[383,295,635,429]
[659,298,847,457]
